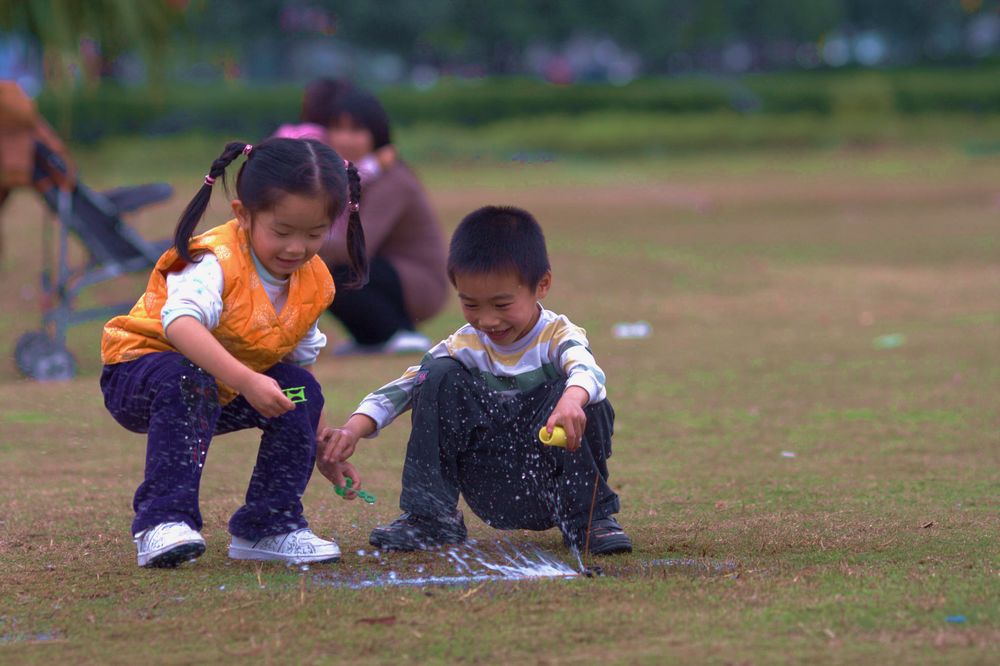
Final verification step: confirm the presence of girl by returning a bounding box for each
[101,138,367,568]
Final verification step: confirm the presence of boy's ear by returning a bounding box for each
[535,270,552,299]
[232,200,251,230]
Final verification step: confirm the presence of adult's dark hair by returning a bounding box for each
[447,205,550,288]
[330,87,392,150]
[173,137,368,288]
[300,77,350,126]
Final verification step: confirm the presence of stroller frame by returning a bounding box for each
[13,140,172,380]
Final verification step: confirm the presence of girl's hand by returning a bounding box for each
[239,372,295,418]
[318,459,362,499]
[544,386,590,452]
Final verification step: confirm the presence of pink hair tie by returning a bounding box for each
[348,201,359,213]
[203,174,216,186]
[243,144,253,156]
[344,159,350,167]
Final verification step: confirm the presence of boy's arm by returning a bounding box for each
[165,316,294,418]
[544,385,590,452]
[543,317,608,451]
[552,318,607,405]
[320,339,452,463]
[352,337,452,433]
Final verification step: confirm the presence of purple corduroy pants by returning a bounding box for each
[100,351,323,539]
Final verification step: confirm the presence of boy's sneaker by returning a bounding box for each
[563,517,633,556]
[369,510,467,551]
[134,521,206,568]
[228,528,341,564]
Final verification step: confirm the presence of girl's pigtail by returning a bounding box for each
[173,141,249,261]
[342,161,369,288]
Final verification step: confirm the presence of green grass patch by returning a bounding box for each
[1,147,999,662]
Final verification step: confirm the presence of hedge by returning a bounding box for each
[35,65,1000,143]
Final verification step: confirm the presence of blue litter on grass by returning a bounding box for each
[946,615,966,624]
[873,333,906,350]
[0,631,62,644]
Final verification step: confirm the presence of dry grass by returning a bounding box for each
[1,144,998,664]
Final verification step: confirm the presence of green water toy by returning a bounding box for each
[334,477,376,504]
[282,386,307,403]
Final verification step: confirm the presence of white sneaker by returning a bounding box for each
[228,528,341,564]
[333,331,430,356]
[382,330,431,355]
[134,521,206,568]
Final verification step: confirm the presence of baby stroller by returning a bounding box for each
[0,82,172,380]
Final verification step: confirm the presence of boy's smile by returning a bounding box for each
[454,269,551,346]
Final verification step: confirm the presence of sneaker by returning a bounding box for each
[369,510,467,551]
[228,528,341,564]
[382,330,432,355]
[563,517,633,556]
[134,521,206,568]
[333,331,431,357]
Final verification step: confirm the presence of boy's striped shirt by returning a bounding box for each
[354,306,606,433]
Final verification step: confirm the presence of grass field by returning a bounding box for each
[1,141,998,664]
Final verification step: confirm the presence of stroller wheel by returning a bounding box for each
[14,331,78,381]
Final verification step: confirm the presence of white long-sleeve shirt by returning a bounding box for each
[160,252,327,366]
[355,306,606,434]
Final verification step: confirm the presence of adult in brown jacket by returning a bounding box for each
[319,87,448,354]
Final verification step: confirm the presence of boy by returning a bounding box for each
[324,206,631,555]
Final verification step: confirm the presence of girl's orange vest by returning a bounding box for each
[101,219,335,403]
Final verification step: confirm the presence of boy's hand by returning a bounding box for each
[317,459,362,499]
[318,426,360,463]
[318,413,377,464]
[238,372,295,418]
[545,386,590,452]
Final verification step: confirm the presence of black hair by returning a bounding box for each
[447,206,550,288]
[173,137,368,288]
[300,77,351,126]
[329,87,392,150]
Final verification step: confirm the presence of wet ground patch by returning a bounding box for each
[311,539,742,589]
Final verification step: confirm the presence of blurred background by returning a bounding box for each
[1,0,999,380]
[2,0,1000,159]
[2,7,999,662]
